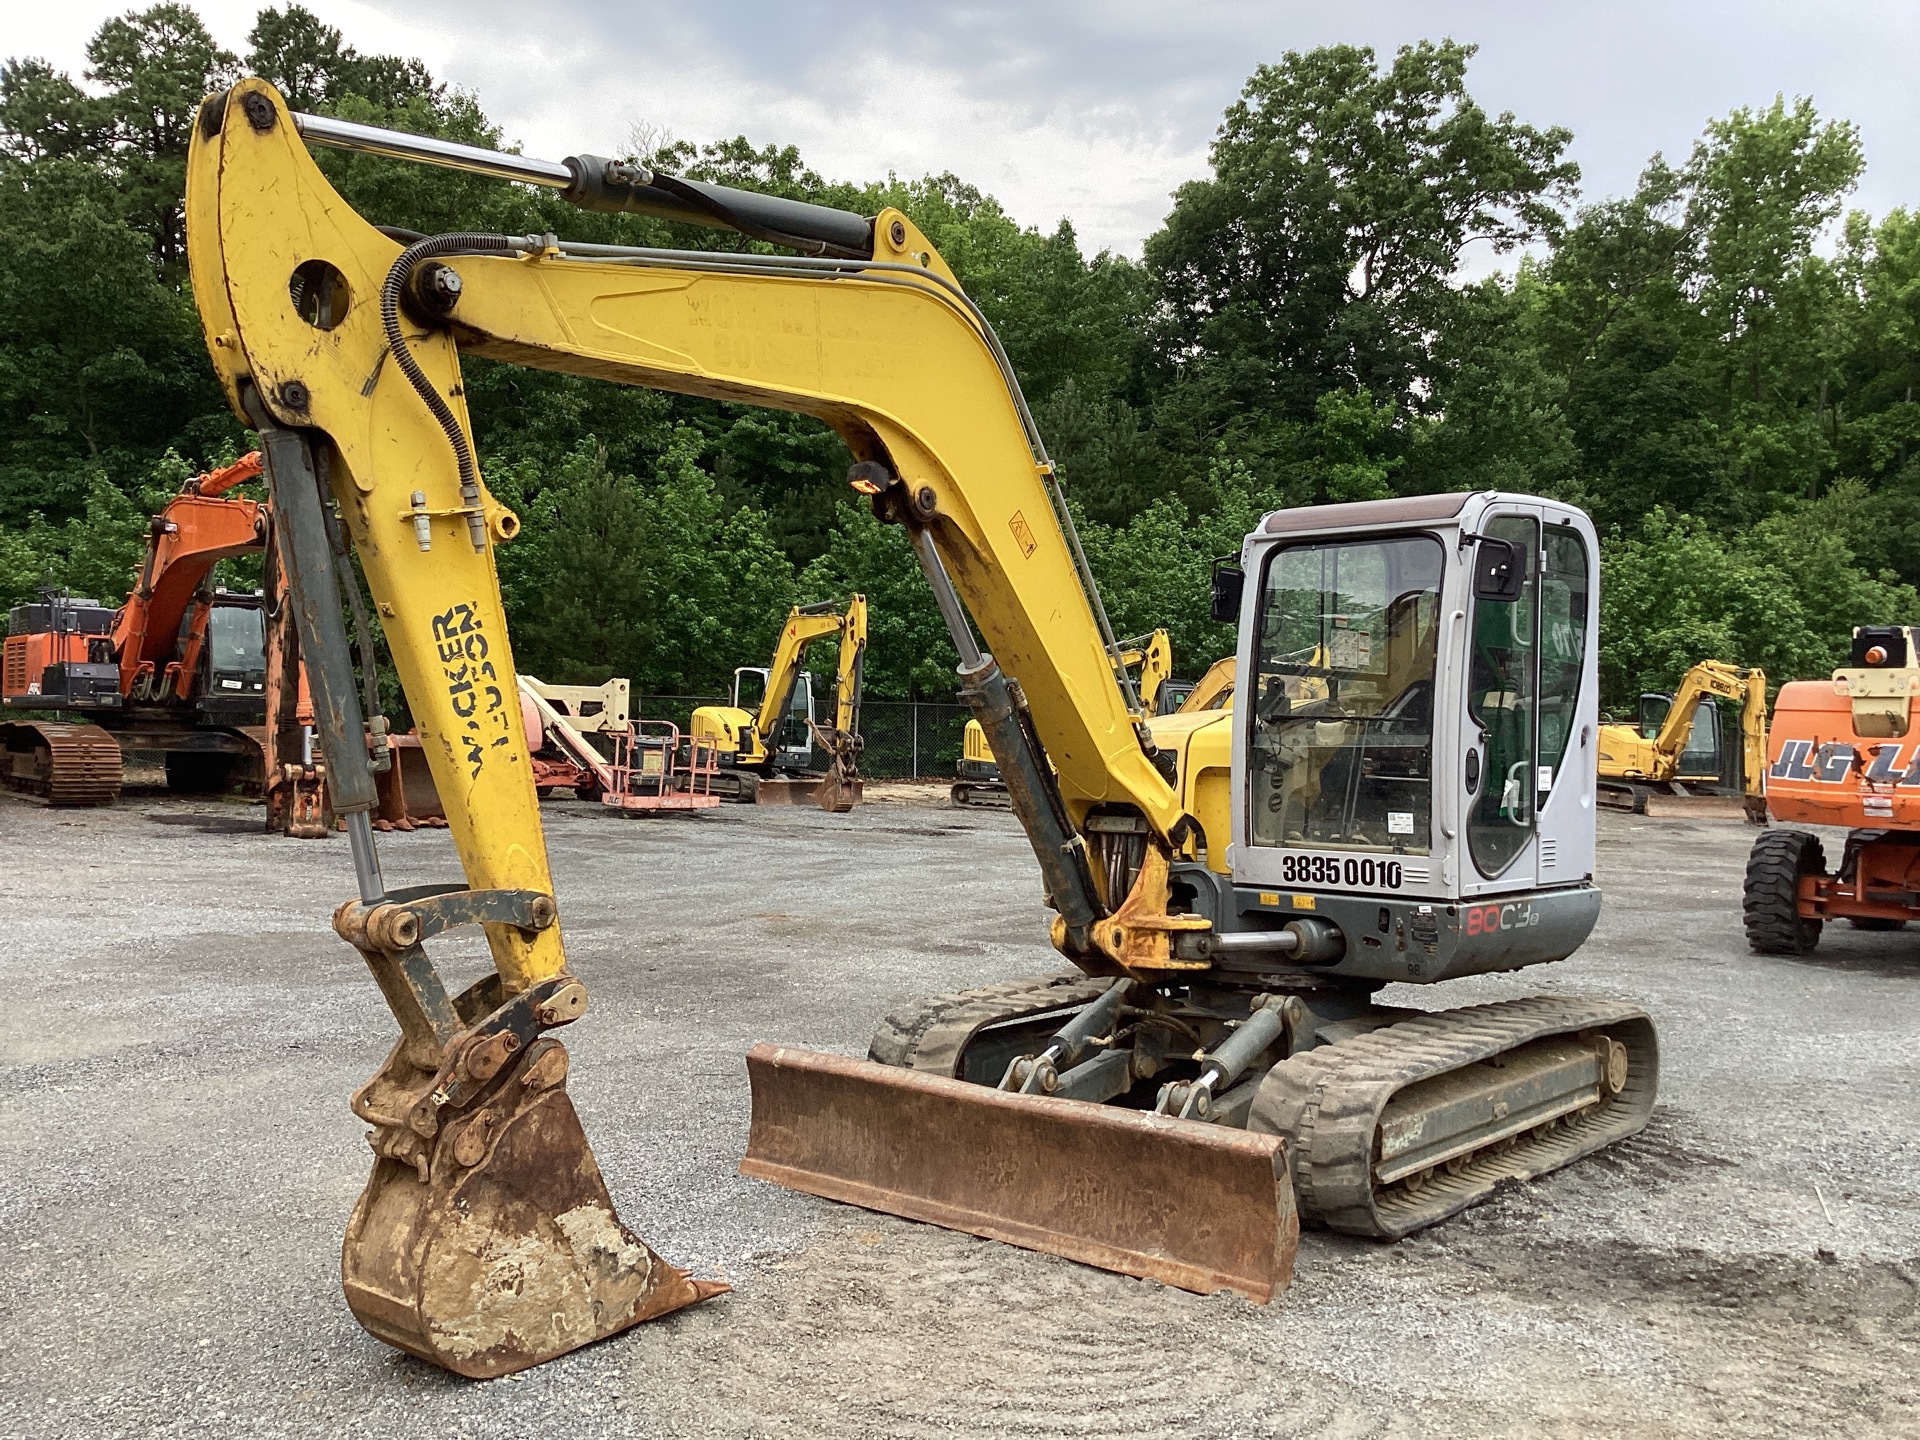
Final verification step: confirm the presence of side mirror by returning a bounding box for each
[1472,537,1527,601]
[1210,558,1245,624]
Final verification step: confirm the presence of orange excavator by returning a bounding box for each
[1,453,330,835]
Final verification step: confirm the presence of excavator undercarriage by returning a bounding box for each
[746,977,1652,1296]
[0,719,123,805]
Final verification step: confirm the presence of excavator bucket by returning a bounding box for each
[373,734,448,830]
[343,1036,726,1378]
[741,1043,1297,1301]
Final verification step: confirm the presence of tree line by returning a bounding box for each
[3,5,1917,709]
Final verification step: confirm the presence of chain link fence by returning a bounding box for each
[633,694,971,780]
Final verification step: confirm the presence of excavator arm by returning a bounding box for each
[1737,666,1770,816]
[111,477,269,700]
[1177,656,1237,715]
[1651,661,1760,770]
[832,594,868,738]
[753,605,852,749]
[1655,660,1770,813]
[802,593,869,814]
[1117,629,1174,716]
[194,80,1191,970]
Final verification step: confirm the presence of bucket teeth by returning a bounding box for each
[342,1037,723,1378]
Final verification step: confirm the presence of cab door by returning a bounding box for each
[1461,508,1540,894]
[778,672,816,769]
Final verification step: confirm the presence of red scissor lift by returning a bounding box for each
[602,720,721,813]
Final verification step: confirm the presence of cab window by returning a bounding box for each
[1248,534,1443,855]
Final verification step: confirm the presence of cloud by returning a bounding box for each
[11,0,1919,257]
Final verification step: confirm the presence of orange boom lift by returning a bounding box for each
[1745,625,1920,951]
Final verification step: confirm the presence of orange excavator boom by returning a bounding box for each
[111,454,270,700]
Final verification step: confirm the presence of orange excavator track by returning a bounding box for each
[0,721,123,806]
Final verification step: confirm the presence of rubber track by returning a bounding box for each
[869,973,1111,1077]
[1249,995,1658,1239]
[2,722,122,807]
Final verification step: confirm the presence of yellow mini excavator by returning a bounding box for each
[188,83,1656,1377]
[690,596,866,810]
[952,627,1178,806]
[1596,660,1768,820]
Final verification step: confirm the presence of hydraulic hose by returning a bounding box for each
[378,233,520,552]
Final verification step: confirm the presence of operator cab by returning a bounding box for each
[731,665,816,769]
[190,589,268,724]
[1198,492,1602,984]
[1636,690,1727,784]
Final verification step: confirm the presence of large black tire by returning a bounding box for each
[1743,829,1825,955]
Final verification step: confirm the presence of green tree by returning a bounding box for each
[0,158,225,520]
[1597,505,1919,706]
[799,503,956,700]
[1143,40,1576,489]
[1401,275,1582,502]
[41,5,239,267]
[493,432,795,694]
[1507,100,1864,532]
[1076,455,1282,672]
[0,451,203,609]
[245,5,438,114]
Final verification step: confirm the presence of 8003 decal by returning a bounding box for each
[1276,852,1406,890]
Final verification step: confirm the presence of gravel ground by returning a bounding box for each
[1,789,1916,1438]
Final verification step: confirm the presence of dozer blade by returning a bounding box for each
[1639,792,1749,820]
[741,1043,1297,1301]
[342,1038,725,1378]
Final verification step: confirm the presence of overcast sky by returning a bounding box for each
[7,1,1918,260]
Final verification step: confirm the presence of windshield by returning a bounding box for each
[1249,534,1444,855]
[207,605,265,675]
[733,668,768,712]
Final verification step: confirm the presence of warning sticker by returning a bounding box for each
[1008,510,1038,558]
[1329,626,1371,670]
